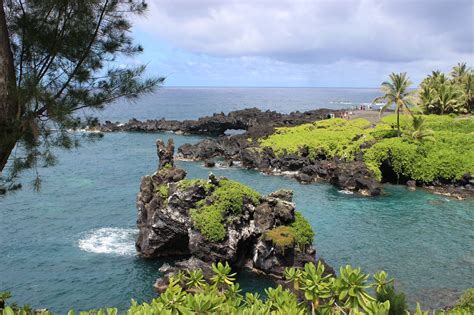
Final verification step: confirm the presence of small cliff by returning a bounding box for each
[136,139,330,287]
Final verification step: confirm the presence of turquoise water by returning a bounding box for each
[1,132,473,312]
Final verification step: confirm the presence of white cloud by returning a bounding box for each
[139,0,473,64]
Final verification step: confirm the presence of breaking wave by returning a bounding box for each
[78,227,137,256]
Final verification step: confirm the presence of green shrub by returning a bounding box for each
[209,179,261,215]
[258,114,474,184]
[2,264,471,315]
[190,179,261,242]
[376,285,408,315]
[177,179,212,193]
[381,114,474,134]
[454,288,474,313]
[364,131,474,183]
[263,212,314,251]
[264,226,295,249]
[259,118,374,160]
[190,206,226,242]
[156,185,168,199]
[290,212,315,250]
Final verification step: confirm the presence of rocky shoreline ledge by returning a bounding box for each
[100,108,473,199]
[135,139,333,292]
[99,107,383,196]
[99,107,339,135]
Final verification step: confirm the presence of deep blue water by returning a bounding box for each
[92,87,380,122]
[1,88,473,312]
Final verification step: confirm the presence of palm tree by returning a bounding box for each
[435,83,464,114]
[373,72,414,137]
[451,62,469,81]
[465,73,474,112]
[417,85,434,114]
[409,116,435,142]
[429,70,448,85]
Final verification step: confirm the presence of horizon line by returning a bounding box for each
[160,85,382,89]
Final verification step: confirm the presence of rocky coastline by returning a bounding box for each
[136,139,333,292]
[99,107,339,135]
[101,107,473,199]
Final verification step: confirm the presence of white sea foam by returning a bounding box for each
[78,227,137,256]
[338,190,354,195]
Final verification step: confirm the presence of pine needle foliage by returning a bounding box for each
[0,0,162,190]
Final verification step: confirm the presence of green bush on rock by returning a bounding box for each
[177,179,212,193]
[264,211,314,251]
[190,179,261,242]
[260,118,374,160]
[156,185,169,199]
[258,113,473,185]
[364,119,474,183]
[264,226,295,249]
[291,212,315,250]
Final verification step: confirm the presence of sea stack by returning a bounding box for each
[135,139,332,290]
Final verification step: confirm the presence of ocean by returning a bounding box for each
[1,88,473,312]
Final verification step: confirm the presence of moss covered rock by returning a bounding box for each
[136,139,319,278]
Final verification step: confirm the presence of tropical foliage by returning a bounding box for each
[2,266,472,314]
[373,72,415,136]
[259,112,473,184]
[376,285,408,315]
[417,63,473,115]
[364,115,474,182]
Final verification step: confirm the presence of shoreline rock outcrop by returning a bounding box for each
[100,107,338,135]
[103,107,471,198]
[177,136,383,196]
[100,107,385,196]
[136,139,332,291]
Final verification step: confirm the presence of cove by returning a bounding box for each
[1,132,473,312]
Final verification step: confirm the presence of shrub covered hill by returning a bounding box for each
[261,115,473,193]
[136,139,326,284]
[179,114,474,199]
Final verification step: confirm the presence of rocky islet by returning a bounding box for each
[135,138,333,291]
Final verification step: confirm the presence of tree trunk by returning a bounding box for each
[0,1,19,173]
[396,109,400,137]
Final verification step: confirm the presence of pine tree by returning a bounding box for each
[0,0,162,190]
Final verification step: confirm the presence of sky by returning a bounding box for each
[130,0,474,88]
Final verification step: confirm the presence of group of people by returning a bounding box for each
[331,104,375,120]
[352,104,372,111]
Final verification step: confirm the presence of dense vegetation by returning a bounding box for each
[259,63,474,185]
[259,118,374,160]
[2,263,472,314]
[264,211,314,251]
[259,111,473,185]
[190,178,261,242]
[364,115,474,182]
[417,63,473,115]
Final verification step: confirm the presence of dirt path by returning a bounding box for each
[347,110,391,123]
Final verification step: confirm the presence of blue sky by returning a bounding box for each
[129,0,473,88]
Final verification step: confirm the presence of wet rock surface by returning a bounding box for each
[136,139,331,291]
